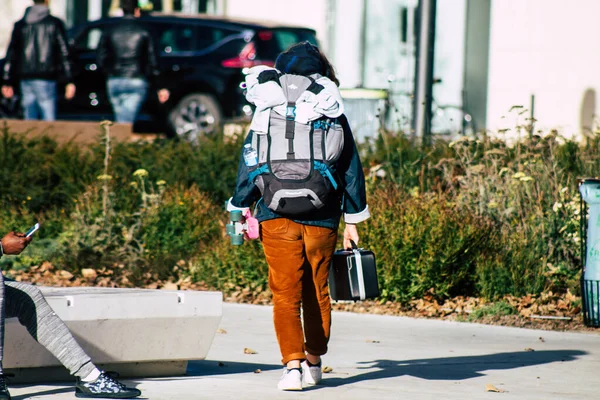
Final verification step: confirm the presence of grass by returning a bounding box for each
[469,301,519,321]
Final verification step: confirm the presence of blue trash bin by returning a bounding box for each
[579,178,600,326]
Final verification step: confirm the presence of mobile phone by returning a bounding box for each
[25,223,40,238]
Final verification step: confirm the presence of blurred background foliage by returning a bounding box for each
[0,121,592,304]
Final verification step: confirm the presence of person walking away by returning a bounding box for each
[1,0,76,121]
[228,42,370,391]
[0,231,141,399]
[97,0,169,123]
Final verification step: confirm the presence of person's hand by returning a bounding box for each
[1,232,31,255]
[65,83,76,100]
[157,88,170,104]
[1,86,14,99]
[343,223,359,250]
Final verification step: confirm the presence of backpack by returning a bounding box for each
[248,72,345,217]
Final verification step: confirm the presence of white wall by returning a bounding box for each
[0,0,71,58]
[487,0,600,138]
[363,0,417,91]
[0,1,32,58]
[329,0,363,88]
[434,0,466,107]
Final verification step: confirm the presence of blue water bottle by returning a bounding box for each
[243,144,258,167]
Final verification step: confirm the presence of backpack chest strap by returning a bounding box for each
[285,101,296,160]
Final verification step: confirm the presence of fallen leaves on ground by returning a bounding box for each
[244,347,257,354]
[6,262,211,292]
[485,384,505,393]
[322,366,333,373]
[7,263,595,333]
[327,291,591,332]
[80,268,97,280]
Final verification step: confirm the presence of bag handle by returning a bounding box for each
[348,240,366,300]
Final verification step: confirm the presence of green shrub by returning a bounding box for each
[469,300,518,321]
[142,185,222,275]
[0,123,97,214]
[0,122,590,304]
[361,184,497,303]
[104,134,242,205]
[190,237,269,294]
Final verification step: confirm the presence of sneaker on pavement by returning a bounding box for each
[75,372,141,399]
[302,360,322,386]
[277,367,303,391]
[0,374,11,400]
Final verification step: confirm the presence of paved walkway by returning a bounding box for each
[9,303,600,399]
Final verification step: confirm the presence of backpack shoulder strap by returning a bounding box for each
[257,69,282,85]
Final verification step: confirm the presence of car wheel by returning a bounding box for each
[168,93,222,140]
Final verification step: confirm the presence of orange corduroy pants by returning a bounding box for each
[260,218,338,365]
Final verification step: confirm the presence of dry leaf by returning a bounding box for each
[524,348,535,352]
[81,268,97,280]
[254,369,262,373]
[216,328,227,334]
[244,347,257,354]
[60,270,74,280]
[485,384,505,393]
[162,282,178,290]
[322,366,333,373]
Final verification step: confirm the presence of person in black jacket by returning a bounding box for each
[1,0,75,121]
[97,0,169,123]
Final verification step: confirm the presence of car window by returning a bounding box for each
[273,30,318,53]
[158,25,196,53]
[74,27,104,51]
[153,23,243,54]
[209,37,250,57]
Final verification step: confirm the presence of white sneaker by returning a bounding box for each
[301,360,322,386]
[277,368,303,391]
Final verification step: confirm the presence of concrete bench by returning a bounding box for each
[3,287,222,383]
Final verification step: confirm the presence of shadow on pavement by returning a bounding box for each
[12,386,73,400]
[322,350,586,387]
[186,360,282,376]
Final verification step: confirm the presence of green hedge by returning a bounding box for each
[0,124,588,303]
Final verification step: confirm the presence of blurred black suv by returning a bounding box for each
[63,13,317,137]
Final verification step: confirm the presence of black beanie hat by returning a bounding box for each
[275,41,324,76]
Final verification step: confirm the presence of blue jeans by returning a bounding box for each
[107,77,148,123]
[20,79,57,121]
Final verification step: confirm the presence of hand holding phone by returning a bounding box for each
[25,223,40,238]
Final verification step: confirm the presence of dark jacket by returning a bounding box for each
[97,15,160,84]
[2,5,72,84]
[230,115,369,230]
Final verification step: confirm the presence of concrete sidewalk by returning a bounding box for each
[9,302,600,399]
